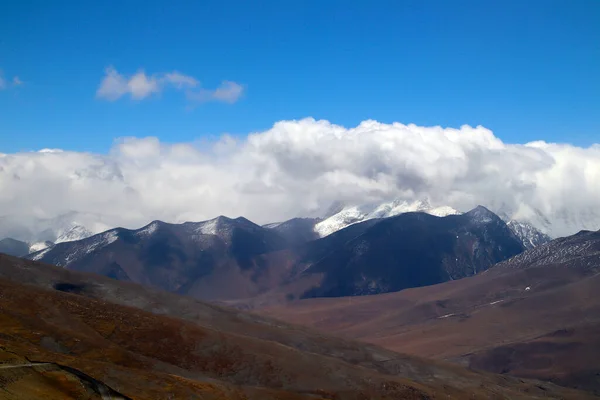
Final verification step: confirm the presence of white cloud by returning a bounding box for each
[213,81,244,103]
[96,67,129,100]
[164,72,199,89]
[0,72,5,90]
[96,67,243,103]
[0,118,599,239]
[187,81,245,104]
[96,67,160,101]
[127,71,160,99]
[12,76,23,86]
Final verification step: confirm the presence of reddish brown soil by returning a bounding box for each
[0,254,593,399]
[260,261,600,394]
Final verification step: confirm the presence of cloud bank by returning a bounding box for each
[1,118,599,238]
[96,67,244,103]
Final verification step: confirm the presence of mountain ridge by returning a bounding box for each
[28,206,525,304]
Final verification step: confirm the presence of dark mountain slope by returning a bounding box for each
[29,216,289,301]
[299,206,524,298]
[30,207,523,303]
[0,237,29,257]
[263,217,320,247]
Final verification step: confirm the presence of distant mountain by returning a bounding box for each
[262,217,320,247]
[29,216,290,301]
[506,219,552,249]
[296,206,524,298]
[32,206,525,303]
[0,222,112,257]
[311,198,554,250]
[28,240,56,254]
[313,199,461,238]
[0,238,30,257]
[55,224,94,243]
[234,206,525,305]
[494,203,600,244]
[0,211,105,249]
[526,207,600,239]
[21,224,95,255]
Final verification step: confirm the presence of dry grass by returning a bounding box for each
[0,254,596,399]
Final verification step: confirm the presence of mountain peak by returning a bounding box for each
[56,224,94,244]
[314,198,462,238]
[135,220,166,237]
[465,205,500,224]
[323,200,347,219]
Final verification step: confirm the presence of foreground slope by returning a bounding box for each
[261,229,600,394]
[0,254,591,399]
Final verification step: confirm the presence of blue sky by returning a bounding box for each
[1,0,599,153]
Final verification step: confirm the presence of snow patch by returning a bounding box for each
[136,221,159,237]
[30,247,52,261]
[507,219,552,249]
[314,199,462,238]
[56,225,94,244]
[59,230,120,267]
[197,218,219,235]
[263,222,282,229]
[29,241,53,253]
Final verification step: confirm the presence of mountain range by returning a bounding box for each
[29,216,291,301]
[0,198,567,256]
[26,206,525,305]
[0,211,103,254]
[2,203,600,396]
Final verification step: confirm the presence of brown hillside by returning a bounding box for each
[0,253,593,399]
[259,231,600,394]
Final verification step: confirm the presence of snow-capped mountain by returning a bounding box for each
[28,215,290,301]
[506,220,552,249]
[262,218,321,247]
[313,199,461,238]
[301,205,525,298]
[310,199,553,249]
[55,224,94,244]
[492,202,600,240]
[0,211,109,254]
[493,210,552,249]
[28,241,56,254]
[531,207,600,240]
[25,225,96,254]
[29,215,291,268]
